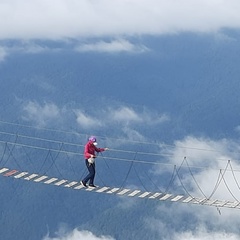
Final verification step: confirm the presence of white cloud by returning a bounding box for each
[43,229,115,240]
[111,107,142,123]
[110,106,169,125]
[145,201,240,240]
[1,0,240,40]
[158,136,240,200]
[122,126,146,142]
[74,105,168,133]
[22,101,60,127]
[0,41,56,62]
[76,39,149,53]
[75,110,102,129]
[0,47,8,62]
[18,42,52,53]
[172,228,240,240]
[21,101,167,135]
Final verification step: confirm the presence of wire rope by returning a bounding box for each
[5,144,23,171]
[220,169,239,202]
[207,161,230,200]
[229,161,240,191]
[0,121,238,158]
[184,157,208,198]
[1,139,238,173]
[38,149,51,174]
[132,164,149,192]
[0,129,231,165]
[20,145,38,172]
[0,142,7,166]
[41,143,64,177]
[1,134,19,166]
[164,157,186,193]
[99,152,118,186]
[64,152,79,179]
[119,152,138,189]
[141,168,164,193]
[175,165,195,199]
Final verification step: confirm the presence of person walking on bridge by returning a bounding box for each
[81,136,108,187]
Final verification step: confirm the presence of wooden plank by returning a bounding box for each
[128,190,141,197]
[0,168,9,174]
[54,179,68,186]
[117,189,130,195]
[149,193,162,199]
[44,178,58,184]
[182,196,193,203]
[96,187,110,193]
[138,192,151,198]
[4,170,18,177]
[24,174,38,180]
[171,195,184,202]
[34,175,48,182]
[14,172,29,179]
[65,181,78,188]
[106,188,120,194]
[159,194,172,201]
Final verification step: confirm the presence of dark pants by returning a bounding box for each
[82,159,95,185]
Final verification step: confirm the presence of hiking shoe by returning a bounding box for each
[81,181,87,187]
[89,184,97,188]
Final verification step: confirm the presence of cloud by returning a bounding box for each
[74,105,168,134]
[146,137,240,239]
[20,101,168,139]
[111,106,142,123]
[0,41,57,62]
[122,126,146,142]
[144,199,240,240]
[17,41,53,53]
[0,47,8,62]
[1,0,240,40]
[75,110,102,129]
[172,228,240,240]
[158,136,240,200]
[110,106,169,125]
[76,39,149,53]
[43,229,115,240]
[22,101,60,127]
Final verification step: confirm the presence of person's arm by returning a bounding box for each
[94,146,109,153]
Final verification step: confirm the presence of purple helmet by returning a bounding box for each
[88,136,97,142]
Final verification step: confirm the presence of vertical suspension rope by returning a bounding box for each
[184,157,208,198]
[219,164,239,202]
[42,143,64,176]
[207,161,230,200]
[119,152,137,189]
[164,165,177,193]
[0,142,7,166]
[164,156,186,193]
[99,152,118,186]
[229,160,240,191]
[1,134,19,166]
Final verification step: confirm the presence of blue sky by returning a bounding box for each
[1,1,240,239]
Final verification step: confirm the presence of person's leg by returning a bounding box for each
[82,160,95,184]
[89,163,95,185]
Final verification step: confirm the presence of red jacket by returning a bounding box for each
[84,141,105,159]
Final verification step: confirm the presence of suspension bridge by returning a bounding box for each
[1,120,240,210]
